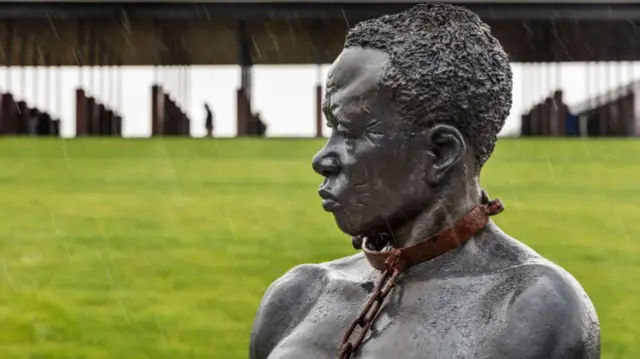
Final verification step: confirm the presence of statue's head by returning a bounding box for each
[312,3,512,237]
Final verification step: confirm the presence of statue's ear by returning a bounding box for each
[425,124,466,184]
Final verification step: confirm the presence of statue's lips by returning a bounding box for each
[318,188,342,212]
[321,199,341,212]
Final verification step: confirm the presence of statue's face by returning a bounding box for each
[312,47,433,237]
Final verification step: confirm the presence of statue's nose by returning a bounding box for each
[312,153,341,177]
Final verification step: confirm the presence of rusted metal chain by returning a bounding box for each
[338,197,504,358]
[338,254,406,359]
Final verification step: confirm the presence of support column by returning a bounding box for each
[54,58,61,137]
[586,63,595,137]
[152,20,162,137]
[44,53,55,136]
[310,21,327,139]
[184,44,192,137]
[76,88,88,136]
[88,28,99,136]
[625,61,636,136]
[553,90,566,137]
[18,32,26,116]
[615,62,625,136]
[15,31,28,135]
[597,62,608,136]
[75,20,85,136]
[15,32,27,135]
[179,37,190,137]
[31,38,39,114]
[315,79,323,138]
[115,60,123,136]
[3,22,11,91]
[0,22,14,135]
[531,104,540,136]
[99,41,111,136]
[165,26,179,136]
[547,63,558,136]
[151,84,164,136]
[236,21,252,137]
[520,63,528,136]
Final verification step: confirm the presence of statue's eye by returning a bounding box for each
[337,124,354,140]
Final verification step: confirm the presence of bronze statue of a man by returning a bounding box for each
[250,4,600,359]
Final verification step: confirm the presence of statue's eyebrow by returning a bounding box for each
[331,110,351,127]
[322,103,336,126]
[324,102,349,127]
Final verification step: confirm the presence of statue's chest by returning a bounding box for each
[268,277,502,359]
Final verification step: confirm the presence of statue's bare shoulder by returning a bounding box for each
[469,236,601,359]
[249,261,329,359]
[249,253,373,359]
[498,266,599,358]
[250,236,599,359]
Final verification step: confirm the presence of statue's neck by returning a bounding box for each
[390,181,483,248]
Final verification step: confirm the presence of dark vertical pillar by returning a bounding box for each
[98,104,108,135]
[114,115,122,136]
[237,89,250,137]
[0,22,13,134]
[183,42,192,137]
[31,34,40,135]
[598,104,608,137]
[315,84,323,138]
[594,62,606,137]
[611,97,621,137]
[104,110,113,136]
[16,101,27,135]
[520,112,531,137]
[76,88,88,135]
[84,24,96,135]
[116,60,123,137]
[152,20,160,137]
[634,92,639,137]
[621,93,634,136]
[604,61,614,136]
[3,21,12,94]
[553,90,566,137]
[87,24,95,122]
[237,21,252,137]
[151,84,163,136]
[542,97,552,136]
[45,52,53,135]
[16,31,28,135]
[97,39,106,136]
[310,21,326,139]
[183,111,189,136]
[87,96,97,135]
[531,104,540,136]
[0,94,15,135]
[56,59,62,137]
[548,92,557,136]
[163,93,172,135]
[112,58,121,137]
[77,20,86,137]
[584,63,592,137]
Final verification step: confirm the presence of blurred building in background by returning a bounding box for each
[0,0,639,138]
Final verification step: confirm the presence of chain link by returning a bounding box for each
[338,267,403,359]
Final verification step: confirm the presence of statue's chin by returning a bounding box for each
[332,214,363,237]
[333,213,384,238]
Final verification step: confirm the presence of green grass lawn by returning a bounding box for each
[0,138,638,359]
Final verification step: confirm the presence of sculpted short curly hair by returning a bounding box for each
[344,3,513,171]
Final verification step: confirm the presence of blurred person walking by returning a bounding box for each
[204,102,214,137]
